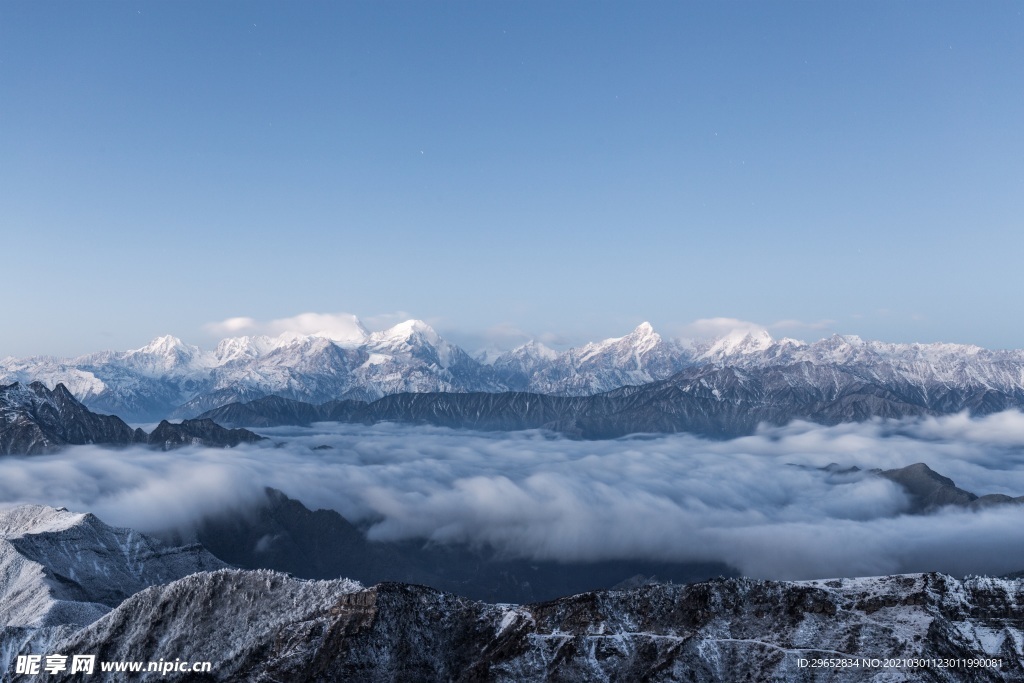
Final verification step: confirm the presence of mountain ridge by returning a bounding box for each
[196,361,1024,439]
[20,569,1024,682]
[0,382,263,454]
[4,320,1024,423]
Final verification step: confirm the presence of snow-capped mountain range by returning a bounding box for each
[2,319,1024,422]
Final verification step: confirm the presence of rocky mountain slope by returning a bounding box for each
[4,498,1024,681]
[0,382,262,454]
[6,319,1024,424]
[0,382,142,454]
[0,504,226,674]
[198,359,1024,438]
[0,505,227,627]
[19,570,1024,682]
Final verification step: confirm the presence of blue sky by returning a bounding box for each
[2,1,1022,356]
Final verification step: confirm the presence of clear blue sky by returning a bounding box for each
[2,1,1022,356]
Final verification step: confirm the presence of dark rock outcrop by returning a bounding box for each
[146,418,263,449]
[876,463,1024,514]
[0,382,262,454]
[879,463,980,512]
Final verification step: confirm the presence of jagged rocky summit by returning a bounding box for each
[5,320,1024,425]
[0,382,262,455]
[0,381,141,454]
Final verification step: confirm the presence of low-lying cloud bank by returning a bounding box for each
[3,411,1024,580]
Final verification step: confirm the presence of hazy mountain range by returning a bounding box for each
[3,320,1024,426]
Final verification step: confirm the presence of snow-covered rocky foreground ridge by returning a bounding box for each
[0,504,225,675]
[4,319,1024,422]
[3,503,1024,681]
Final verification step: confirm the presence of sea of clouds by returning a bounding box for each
[3,411,1024,580]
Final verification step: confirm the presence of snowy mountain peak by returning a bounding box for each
[120,335,208,376]
[258,313,370,346]
[375,319,442,345]
[631,321,656,336]
[1,381,71,413]
[817,333,864,349]
[703,328,774,359]
[213,335,283,363]
[579,323,663,360]
[303,313,369,345]
[0,504,87,538]
[135,335,192,357]
[623,322,662,353]
[492,340,559,366]
[515,340,559,361]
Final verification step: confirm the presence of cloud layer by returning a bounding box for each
[4,412,1024,580]
[203,312,369,342]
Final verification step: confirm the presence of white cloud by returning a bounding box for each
[676,317,769,341]
[204,312,369,342]
[672,317,838,343]
[5,413,1024,580]
[361,311,414,331]
[213,316,257,333]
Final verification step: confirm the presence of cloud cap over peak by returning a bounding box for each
[204,312,369,344]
